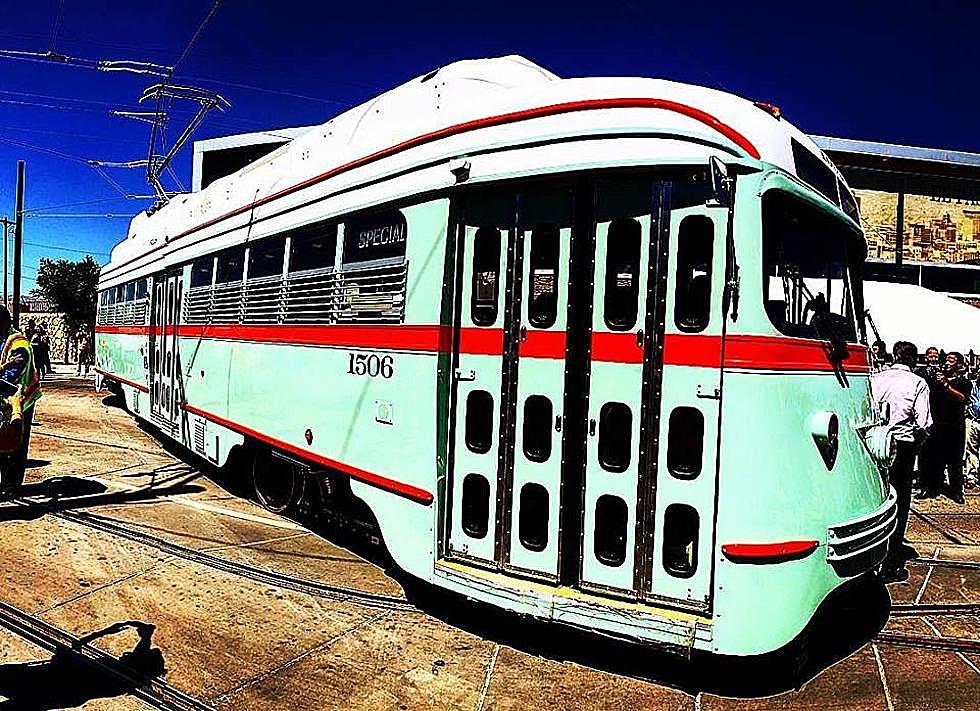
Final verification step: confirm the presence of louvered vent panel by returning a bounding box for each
[210,282,243,323]
[243,276,283,324]
[184,288,212,325]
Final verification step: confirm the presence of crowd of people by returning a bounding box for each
[21,319,94,378]
[870,340,976,584]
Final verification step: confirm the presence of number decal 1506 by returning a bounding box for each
[347,353,394,378]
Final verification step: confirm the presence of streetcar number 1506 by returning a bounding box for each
[347,353,394,378]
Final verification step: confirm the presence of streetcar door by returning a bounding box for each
[446,195,511,566]
[645,201,728,610]
[577,179,663,596]
[150,271,184,425]
[504,187,573,580]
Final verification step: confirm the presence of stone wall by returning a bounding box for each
[19,311,78,363]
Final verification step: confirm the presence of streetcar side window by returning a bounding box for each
[518,483,549,552]
[190,257,214,288]
[124,281,136,301]
[471,227,501,327]
[135,278,148,300]
[461,473,490,539]
[594,495,628,567]
[663,504,699,578]
[215,247,245,283]
[288,222,337,273]
[343,210,407,266]
[528,224,560,328]
[762,191,858,342]
[522,395,553,463]
[604,218,641,331]
[598,402,632,472]
[667,407,704,479]
[674,216,713,332]
[248,238,285,280]
[465,390,494,454]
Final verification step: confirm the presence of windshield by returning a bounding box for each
[762,190,862,342]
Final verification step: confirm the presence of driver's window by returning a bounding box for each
[762,191,858,341]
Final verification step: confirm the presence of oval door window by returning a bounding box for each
[594,495,628,567]
[465,390,494,454]
[667,406,704,479]
[663,504,699,578]
[528,225,560,328]
[522,396,552,462]
[604,218,641,331]
[519,483,549,552]
[674,215,713,332]
[471,227,501,326]
[598,402,632,472]
[461,473,490,539]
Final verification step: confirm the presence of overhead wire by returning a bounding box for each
[49,0,66,53]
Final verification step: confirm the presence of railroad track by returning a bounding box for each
[910,508,978,546]
[34,430,175,458]
[908,556,980,571]
[876,630,980,654]
[0,598,213,711]
[890,601,980,617]
[22,502,415,613]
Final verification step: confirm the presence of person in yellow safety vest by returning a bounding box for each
[0,305,42,493]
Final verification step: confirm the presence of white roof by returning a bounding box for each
[864,281,980,354]
[101,55,843,285]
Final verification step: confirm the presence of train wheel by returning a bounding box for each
[251,450,304,514]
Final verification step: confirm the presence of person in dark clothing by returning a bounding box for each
[871,341,932,584]
[917,350,971,503]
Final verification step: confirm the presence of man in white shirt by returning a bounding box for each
[870,341,932,583]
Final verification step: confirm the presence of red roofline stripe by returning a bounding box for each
[101,98,760,279]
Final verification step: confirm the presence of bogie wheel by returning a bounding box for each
[251,449,304,514]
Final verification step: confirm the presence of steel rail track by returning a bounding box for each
[890,602,980,617]
[30,503,415,612]
[910,508,977,546]
[909,556,980,571]
[875,630,980,654]
[0,598,214,711]
[34,430,175,457]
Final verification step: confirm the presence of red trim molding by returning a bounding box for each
[721,540,820,564]
[94,367,150,393]
[97,323,870,373]
[101,97,759,280]
[180,403,434,506]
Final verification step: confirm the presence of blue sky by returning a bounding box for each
[0,1,976,291]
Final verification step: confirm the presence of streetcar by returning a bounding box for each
[95,55,896,657]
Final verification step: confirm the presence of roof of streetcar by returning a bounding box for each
[101,55,848,282]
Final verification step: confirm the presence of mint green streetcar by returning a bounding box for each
[95,56,895,659]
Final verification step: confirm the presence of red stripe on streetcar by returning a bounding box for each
[93,367,150,393]
[591,332,645,364]
[97,323,870,372]
[723,335,870,373]
[663,333,724,368]
[180,403,434,506]
[174,324,445,352]
[458,327,504,355]
[95,326,150,336]
[101,97,759,279]
[518,330,567,359]
[721,540,820,563]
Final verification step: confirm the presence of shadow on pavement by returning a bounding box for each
[399,571,890,698]
[0,473,206,523]
[0,621,165,710]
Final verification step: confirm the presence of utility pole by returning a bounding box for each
[13,160,24,325]
[0,216,11,308]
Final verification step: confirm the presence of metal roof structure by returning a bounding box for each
[812,135,980,199]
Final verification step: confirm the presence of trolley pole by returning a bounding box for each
[13,160,24,325]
